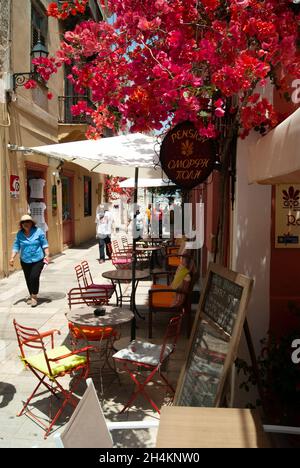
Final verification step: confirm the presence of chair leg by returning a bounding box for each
[159,372,176,394]
[149,308,153,339]
[17,370,58,417]
[185,303,192,337]
[44,367,88,439]
[119,364,161,414]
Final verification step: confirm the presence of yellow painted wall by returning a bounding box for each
[1,0,104,276]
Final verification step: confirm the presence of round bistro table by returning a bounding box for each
[66,306,135,389]
[66,305,134,329]
[102,269,149,326]
[66,305,135,341]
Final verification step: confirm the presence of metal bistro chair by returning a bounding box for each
[110,241,133,270]
[77,262,114,298]
[121,236,133,253]
[13,319,92,439]
[113,313,184,414]
[67,285,119,380]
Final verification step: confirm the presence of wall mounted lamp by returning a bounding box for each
[12,38,49,91]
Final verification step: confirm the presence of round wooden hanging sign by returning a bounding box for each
[160,121,216,189]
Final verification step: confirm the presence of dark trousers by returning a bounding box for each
[159,220,163,238]
[99,236,112,260]
[21,260,44,295]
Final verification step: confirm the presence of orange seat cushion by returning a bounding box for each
[151,284,176,308]
[167,257,181,267]
[151,290,177,307]
[68,323,117,341]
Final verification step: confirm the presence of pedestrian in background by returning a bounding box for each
[135,208,144,240]
[155,203,163,238]
[145,204,151,235]
[9,215,49,307]
[96,203,112,263]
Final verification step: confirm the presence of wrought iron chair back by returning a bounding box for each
[13,319,92,439]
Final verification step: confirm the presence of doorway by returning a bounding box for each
[61,174,74,246]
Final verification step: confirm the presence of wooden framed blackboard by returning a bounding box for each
[174,263,253,407]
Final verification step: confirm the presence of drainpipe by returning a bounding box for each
[0,0,11,277]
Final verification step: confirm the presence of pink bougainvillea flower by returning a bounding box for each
[24,79,37,90]
[215,107,225,118]
[26,0,299,140]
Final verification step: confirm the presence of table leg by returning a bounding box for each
[131,280,145,320]
[117,280,123,307]
[131,316,136,341]
[111,280,119,306]
[150,252,154,275]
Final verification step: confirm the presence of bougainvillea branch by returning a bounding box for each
[104,176,134,202]
[36,0,300,140]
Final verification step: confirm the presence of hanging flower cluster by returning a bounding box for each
[47,1,88,20]
[32,0,300,139]
[104,176,134,202]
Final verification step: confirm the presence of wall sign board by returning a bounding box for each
[174,263,253,407]
[275,185,300,248]
[160,121,215,189]
[10,175,20,198]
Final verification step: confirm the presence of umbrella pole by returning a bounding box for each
[130,167,139,340]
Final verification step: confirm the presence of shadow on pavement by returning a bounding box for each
[0,382,16,409]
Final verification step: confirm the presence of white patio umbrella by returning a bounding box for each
[30,133,161,178]
[28,132,163,340]
[119,178,176,188]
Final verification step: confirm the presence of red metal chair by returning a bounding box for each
[67,287,119,382]
[112,239,121,253]
[108,240,133,270]
[121,236,133,252]
[13,319,92,439]
[67,286,117,345]
[77,261,114,297]
[113,313,184,413]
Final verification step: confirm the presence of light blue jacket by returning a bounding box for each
[12,227,49,263]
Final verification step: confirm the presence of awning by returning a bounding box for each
[29,133,162,178]
[248,108,300,184]
[119,178,176,188]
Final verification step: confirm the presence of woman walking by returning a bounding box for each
[9,215,49,307]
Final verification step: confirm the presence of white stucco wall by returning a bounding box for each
[231,132,272,407]
[232,132,272,356]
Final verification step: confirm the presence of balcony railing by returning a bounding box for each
[58,95,95,124]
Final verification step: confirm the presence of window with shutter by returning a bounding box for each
[31,0,48,48]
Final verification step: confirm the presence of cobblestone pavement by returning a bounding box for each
[0,239,189,448]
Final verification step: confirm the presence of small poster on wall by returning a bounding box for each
[10,175,20,198]
[275,184,300,248]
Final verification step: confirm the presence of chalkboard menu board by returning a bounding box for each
[175,263,253,407]
[203,272,243,335]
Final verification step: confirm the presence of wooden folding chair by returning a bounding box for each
[148,254,196,338]
[54,379,159,448]
[113,314,184,414]
[13,319,92,439]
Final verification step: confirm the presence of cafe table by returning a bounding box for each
[66,306,134,391]
[102,269,149,320]
[66,305,134,330]
[156,407,271,448]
